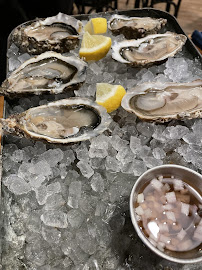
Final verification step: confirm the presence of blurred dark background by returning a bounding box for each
[0,0,74,84]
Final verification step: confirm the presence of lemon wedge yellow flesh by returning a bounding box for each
[96,83,126,113]
[79,32,111,61]
[84,17,107,34]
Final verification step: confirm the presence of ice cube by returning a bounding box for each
[163,125,189,140]
[44,193,65,210]
[89,147,108,159]
[67,181,82,208]
[76,228,97,255]
[41,210,68,228]
[67,209,85,228]
[11,149,24,163]
[152,147,166,159]
[3,174,32,195]
[77,160,94,178]
[29,160,52,177]
[41,226,61,244]
[41,149,64,167]
[7,43,19,57]
[105,156,121,172]
[29,175,46,189]
[89,62,102,75]
[63,149,75,166]
[136,122,155,138]
[75,143,89,160]
[8,57,21,72]
[90,172,105,192]
[18,53,31,63]
[133,160,147,176]
[130,136,142,155]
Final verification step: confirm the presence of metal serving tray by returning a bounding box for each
[1,8,202,270]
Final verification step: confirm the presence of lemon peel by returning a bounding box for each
[96,83,126,113]
[79,32,111,61]
[84,17,107,34]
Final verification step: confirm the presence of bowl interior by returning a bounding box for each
[130,164,202,264]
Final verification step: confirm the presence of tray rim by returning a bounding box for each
[1,8,202,267]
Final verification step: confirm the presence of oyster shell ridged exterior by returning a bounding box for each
[0,51,87,98]
[11,12,83,54]
[0,98,112,144]
[121,80,202,122]
[111,32,187,67]
[108,14,167,39]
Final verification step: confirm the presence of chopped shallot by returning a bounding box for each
[165,211,176,222]
[159,223,169,232]
[148,236,157,247]
[174,179,184,191]
[157,242,165,252]
[165,191,176,203]
[135,206,144,216]
[137,193,144,203]
[159,234,171,244]
[158,175,163,181]
[151,178,163,191]
[144,208,152,218]
[134,174,201,254]
[181,202,189,216]
[177,228,186,241]
[163,203,173,210]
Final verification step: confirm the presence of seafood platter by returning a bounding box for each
[0,8,202,269]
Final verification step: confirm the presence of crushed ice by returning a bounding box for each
[2,13,202,270]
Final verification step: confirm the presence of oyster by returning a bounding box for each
[108,14,167,39]
[112,32,187,67]
[0,51,87,98]
[121,80,202,122]
[0,98,111,143]
[11,12,83,54]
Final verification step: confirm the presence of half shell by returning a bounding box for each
[108,14,167,39]
[11,12,83,54]
[0,98,111,143]
[121,80,202,122]
[0,51,87,98]
[112,32,187,67]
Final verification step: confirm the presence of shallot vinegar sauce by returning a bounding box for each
[134,175,202,256]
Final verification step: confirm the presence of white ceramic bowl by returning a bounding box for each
[130,164,202,264]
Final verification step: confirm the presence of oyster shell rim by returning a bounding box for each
[3,97,112,144]
[121,80,202,122]
[111,32,187,67]
[10,12,84,54]
[1,51,88,97]
[108,14,167,39]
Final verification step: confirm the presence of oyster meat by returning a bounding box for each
[0,98,111,143]
[11,12,83,54]
[112,32,187,67]
[121,80,202,122]
[0,51,87,98]
[108,14,167,39]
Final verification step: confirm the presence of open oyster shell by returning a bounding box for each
[121,80,202,122]
[108,14,167,39]
[0,97,111,144]
[11,12,83,54]
[0,51,87,98]
[112,32,187,67]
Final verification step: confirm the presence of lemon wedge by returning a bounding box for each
[96,83,126,113]
[79,32,111,61]
[84,17,107,34]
